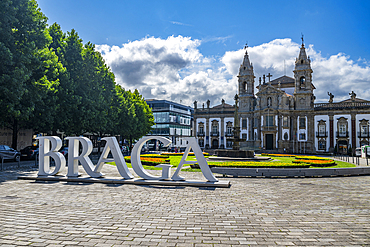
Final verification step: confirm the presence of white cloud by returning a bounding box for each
[96,37,370,107]
[222,38,370,103]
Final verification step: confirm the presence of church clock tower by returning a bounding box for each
[293,36,314,110]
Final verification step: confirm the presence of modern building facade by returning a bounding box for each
[194,39,370,154]
[146,99,193,150]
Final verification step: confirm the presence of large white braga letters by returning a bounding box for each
[36,136,218,182]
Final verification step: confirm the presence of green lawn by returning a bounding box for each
[110,153,356,171]
[266,155,356,168]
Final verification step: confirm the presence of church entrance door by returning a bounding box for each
[266,134,273,150]
[212,139,219,149]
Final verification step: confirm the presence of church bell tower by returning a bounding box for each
[238,46,256,112]
[293,36,314,110]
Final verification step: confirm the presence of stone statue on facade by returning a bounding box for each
[206,99,210,108]
[349,91,356,101]
[193,100,197,109]
[328,92,334,103]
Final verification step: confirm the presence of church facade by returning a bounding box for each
[194,41,370,154]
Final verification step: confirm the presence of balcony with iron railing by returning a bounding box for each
[316,131,328,138]
[197,132,205,137]
[358,131,370,138]
[225,133,234,137]
[336,131,349,138]
[210,131,219,137]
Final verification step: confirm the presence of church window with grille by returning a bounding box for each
[299,117,306,128]
[283,116,288,127]
[198,139,204,147]
[318,140,326,150]
[266,116,274,127]
[242,119,247,128]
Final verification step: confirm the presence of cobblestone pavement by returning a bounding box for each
[0,165,369,246]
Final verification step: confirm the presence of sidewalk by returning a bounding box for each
[332,155,370,167]
[0,165,369,246]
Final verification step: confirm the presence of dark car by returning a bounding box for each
[20,146,39,160]
[60,146,68,158]
[0,145,21,162]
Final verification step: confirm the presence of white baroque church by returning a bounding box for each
[194,40,370,154]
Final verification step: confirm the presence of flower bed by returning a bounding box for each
[140,154,169,158]
[161,152,209,156]
[295,156,332,160]
[191,161,310,169]
[293,159,335,167]
[261,153,296,157]
[124,156,170,166]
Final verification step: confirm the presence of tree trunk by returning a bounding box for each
[11,119,19,150]
[98,132,102,155]
[129,135,132,152]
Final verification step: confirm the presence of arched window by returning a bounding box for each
[300,77,305,85]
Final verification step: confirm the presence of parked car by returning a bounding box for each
[355,147,361,157]
[0,145,21,162]
[60,146,68,158]
[20,146,39,160]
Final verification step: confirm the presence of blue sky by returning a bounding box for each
[37,0,370,106]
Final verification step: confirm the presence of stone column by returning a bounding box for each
[220,117,225,149]
[291,115,297,153]
[248,114,253,141]
[307,113,315,153]
[329,115,334,152]
[351,114,356,152]
[193,115,197,137]
[205,117,209,149]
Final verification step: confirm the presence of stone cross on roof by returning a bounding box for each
[266,73,273,83]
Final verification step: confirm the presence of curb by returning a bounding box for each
[211,167,370,178]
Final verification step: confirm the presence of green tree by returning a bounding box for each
[113,87,154,150]
[0,0,60,149]
[112,85,136,148]
[82,42,116,151]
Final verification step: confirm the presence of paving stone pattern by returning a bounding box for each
[0,165,369,246]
